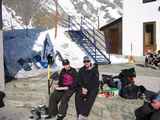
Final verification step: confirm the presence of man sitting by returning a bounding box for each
[118,68,142,99]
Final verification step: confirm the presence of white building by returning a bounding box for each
[123,0,160,56]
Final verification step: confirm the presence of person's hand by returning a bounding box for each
[82,88,88,95]
[151,100,160,110]
[53,84,59,90]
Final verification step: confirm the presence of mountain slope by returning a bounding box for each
[3,0,123,30]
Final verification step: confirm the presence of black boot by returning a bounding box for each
[56,114,64,120]
[39,105,50,119]
[30,107,41,120]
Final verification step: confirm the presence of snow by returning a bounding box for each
[2,0,122,29]
[46,0,122,28]
[58,0,77,15]
[42,0,56,13]
[107,7,121,18]
[2,5,24,30]
[86,0,103,9]
[110,55,128,64]
[33,26,87,68]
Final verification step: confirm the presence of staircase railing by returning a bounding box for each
[68,16,110,63]
[80,17,106,50]
[80,16,110,60]
[81,32,110,64]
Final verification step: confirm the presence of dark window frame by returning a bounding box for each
[143,0,156,3]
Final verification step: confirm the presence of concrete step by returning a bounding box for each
[5,75,51,108]
[5,98,48,108]
[6,81,48,91]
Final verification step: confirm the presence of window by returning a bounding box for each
[143,0,156,3]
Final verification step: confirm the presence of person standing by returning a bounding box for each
[48,59,77,120]
[75,56,99,120]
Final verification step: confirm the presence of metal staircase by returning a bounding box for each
[67,16,111,64]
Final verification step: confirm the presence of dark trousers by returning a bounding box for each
[75,89,99,117]
[48,89,74,117]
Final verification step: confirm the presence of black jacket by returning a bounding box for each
[58,67,77,90]
[77,65,99,90]
[135,102,160,120]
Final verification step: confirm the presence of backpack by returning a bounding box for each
[102,74,119,88]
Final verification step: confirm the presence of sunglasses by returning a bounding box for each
[83,60,90,63]
[63,63,69,66]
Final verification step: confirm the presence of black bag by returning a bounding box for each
[47,54,54,65]
[0,91,5,108]
[102,74,118,88]
[17,58,32,71]
[120,85,138,99]
[119,85,147,99]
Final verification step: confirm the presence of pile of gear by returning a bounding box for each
[145,50,160,69]
[100,68,157,100]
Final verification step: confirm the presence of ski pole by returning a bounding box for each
[48,64,51,95]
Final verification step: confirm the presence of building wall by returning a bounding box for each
[102,21,122,54]
[123,0,160,56]
[0,30,4,91]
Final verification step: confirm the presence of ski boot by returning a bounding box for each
[39,105,49,120]
[29,106,41,120]
[56,114,65,120]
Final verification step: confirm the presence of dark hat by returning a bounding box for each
[121,68,136,77]
[62,59,70,65]
[83,56,90,61]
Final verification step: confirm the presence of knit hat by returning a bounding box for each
[121,68,136,77]
[62,59,70,65]
[83,56,90,61]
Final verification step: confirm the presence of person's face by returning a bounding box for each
[127,76,135,84]
[127,76,134,81]
[151,100,160,110]
[83,60,91,68]
[63,64,70,70]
